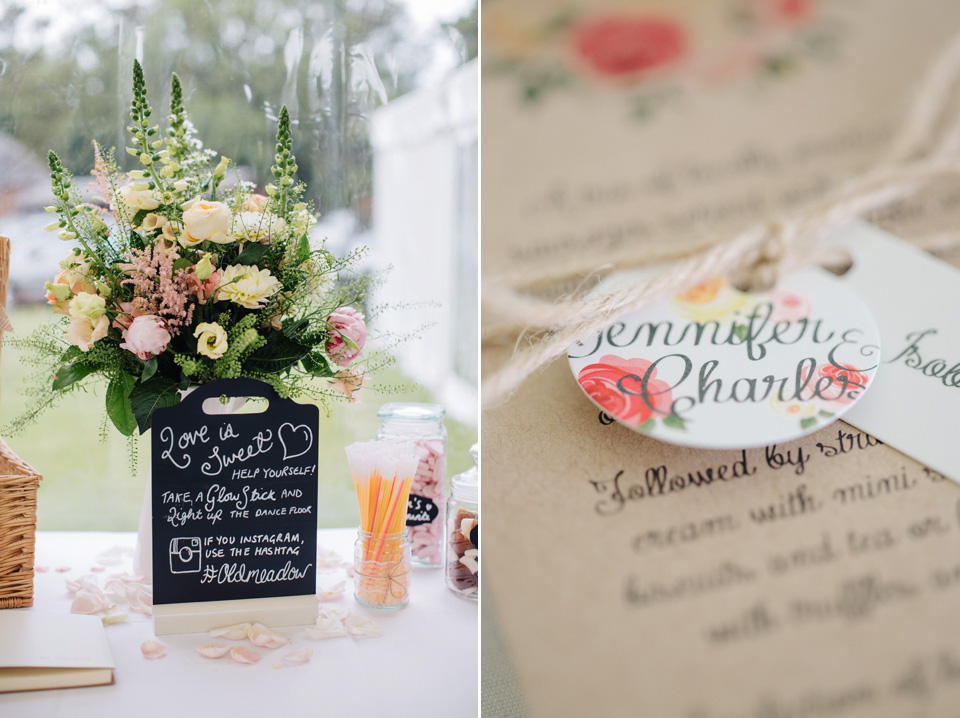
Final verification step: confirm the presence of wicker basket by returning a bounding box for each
[0,236,41,608]
[0,437,41,608]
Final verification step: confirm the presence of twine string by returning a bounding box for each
[481,32,960,409]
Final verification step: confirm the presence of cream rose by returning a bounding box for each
[112,183,160,213]
[69,292,107,320]
[66,314,110,352]
[140,212,169,232]
[217,264,282,309]
[194,322,229,360]
[234,211,286,242]
[180,197,233,245]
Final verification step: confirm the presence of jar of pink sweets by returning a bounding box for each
[377,403,446,568]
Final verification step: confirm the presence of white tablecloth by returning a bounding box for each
[0,530,478,717]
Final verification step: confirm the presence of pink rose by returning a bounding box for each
[766,290,811,323]
[577,354,673,425]
[572,16,686,80]
[744,0,815,26]
[799,362,869,404]
[243,194,270,212]
[120,315,171,360]
[325,307,367,367]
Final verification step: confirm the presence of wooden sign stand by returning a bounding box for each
[150,379,319,635]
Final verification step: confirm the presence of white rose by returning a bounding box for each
[234,212,286,243]
[194,322,229,360]
[181,198,233,245]
[112,183,160,213]
[217,264,282,309]
[69,292,106,320]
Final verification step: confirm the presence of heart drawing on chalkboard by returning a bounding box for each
[278,422,314,460]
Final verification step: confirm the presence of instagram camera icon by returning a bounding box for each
[169,537,202,574]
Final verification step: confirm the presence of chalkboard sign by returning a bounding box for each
[406,494,440,526]
[150,378,318,612]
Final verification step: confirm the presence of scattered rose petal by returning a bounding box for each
[35,566,49,573]
[281,647,313,665]
[318,606,348,622]
[100,607,129,625]
[305,618,348,640]
[125,583,153,616]
[317,546,344,570]
[317,579,345,601]
[196,644,230,659]
[141,640,166,659]
[344,614,383,638]
[229,645,261,664]
[66,575,100,596]
[71,588,110,615]
[210,622,252,640]
[247,623,289,649]
[90,566,105,573]
[55,566,71,573]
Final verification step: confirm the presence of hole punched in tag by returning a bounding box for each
[730,227,785,293]
[201,395,268,415]
[730,223,856,290]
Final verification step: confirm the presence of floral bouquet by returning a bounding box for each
[14,61,373,438]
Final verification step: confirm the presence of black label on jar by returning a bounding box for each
[405,494,439,526]
[470,524,479,549]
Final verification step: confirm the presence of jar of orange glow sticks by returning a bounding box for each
[345,440,419,611]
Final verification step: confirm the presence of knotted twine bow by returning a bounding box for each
[481,31,960,409]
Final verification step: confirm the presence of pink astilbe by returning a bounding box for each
[119,244,195,335]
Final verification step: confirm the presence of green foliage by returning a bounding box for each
[106,375,138,436]
[129,376,181,434]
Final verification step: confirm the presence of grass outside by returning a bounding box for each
[0,306,477,531]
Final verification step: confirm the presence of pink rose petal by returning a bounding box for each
[229,645,261,664]
[281,647,313,665]
[345,614,383,638]
[71,588,110,615]
[66,575,100,596]
[210,622,252,640]
[247,623,289,649]
[306,616,347,640]
[90,566,105,573]
[55,566,71,573]
[141,640,166,659]
[196,644,230,659]
[35,566,49,573]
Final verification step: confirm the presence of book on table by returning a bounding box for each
[0,611,114,692]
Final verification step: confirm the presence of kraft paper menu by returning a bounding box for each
[481,1,960,716]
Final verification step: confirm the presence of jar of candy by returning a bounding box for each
[445,443,478,600]
[377,403,446,568]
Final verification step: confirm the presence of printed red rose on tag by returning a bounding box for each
[571,17,686,80]
[800,362,870,404]
[577,354,674,426]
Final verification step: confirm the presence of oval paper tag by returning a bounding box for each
[568,270,881,449]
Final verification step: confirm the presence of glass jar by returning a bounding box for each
[445,443,478,601]
[377,403,446,568]
[353,528,411,611]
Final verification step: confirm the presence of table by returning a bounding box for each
[0,530,478,717]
